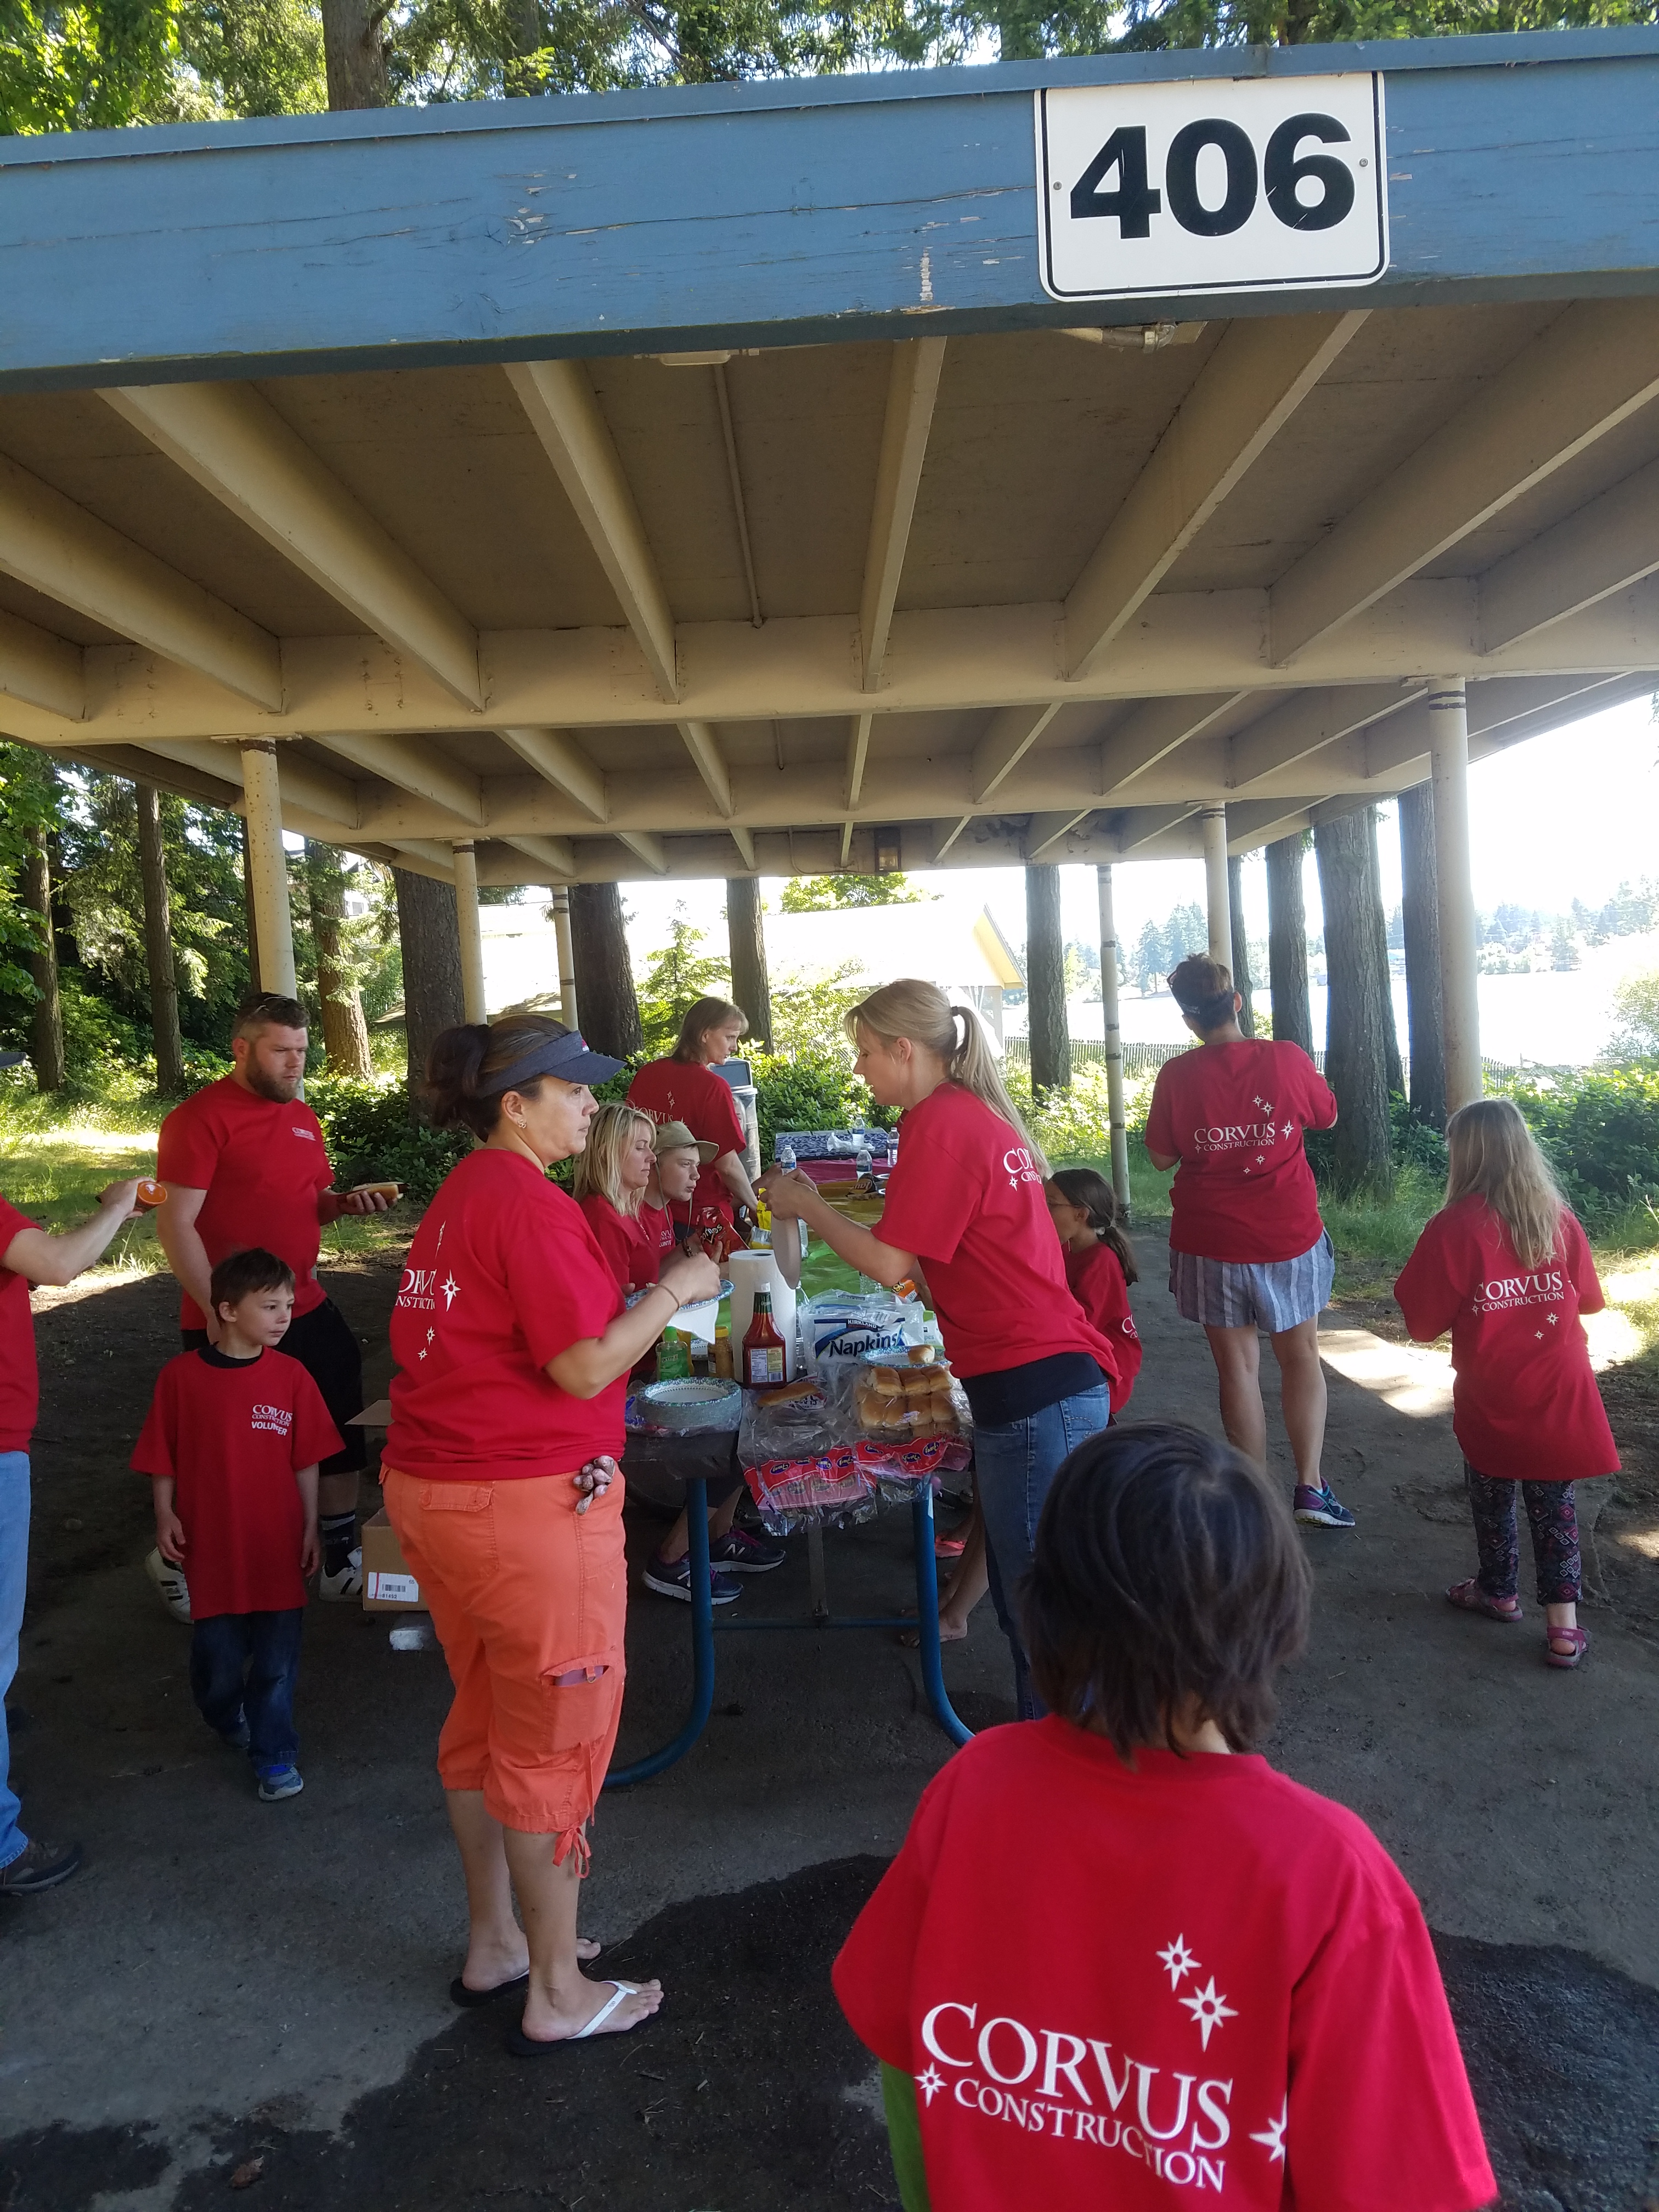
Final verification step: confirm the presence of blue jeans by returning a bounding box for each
[974,1385,1111,1719]
[0,1451,29,1869]
[190,1610,304,1768]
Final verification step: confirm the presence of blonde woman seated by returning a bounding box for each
[574,1102,782,1606]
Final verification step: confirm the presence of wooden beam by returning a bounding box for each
[388,840,459,882]
[501,833,575,878]
[730,823,756,867]
[0,607,84,720]
[1271,298,1659,663]
[676,719,733,815]
[313,729,482,826]
[136,735,359,826]
[1065,313,1368,680]
[0,451,281,708]
[104,382,482,710]
[496,725,607,821]
[616,828,667,873]
[845,710,873,810]
[970,702,1061,803]
[1228,684,1416,789]
[1480,455,1659,651]
[860,339,946,692]
[1099,692,1246,793]
[505,359,679,701]
[1224,799,1315,854]
[933,815,974,859]
[1113,804,1201,853]
[1025,808,1093,860]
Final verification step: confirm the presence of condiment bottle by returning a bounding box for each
[657,1330,691,1382]
[712,1324,735,1379]
[742,1289,786,1387]
[751,1197,772,1250]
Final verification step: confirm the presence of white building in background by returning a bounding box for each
[762,898,1023,1043]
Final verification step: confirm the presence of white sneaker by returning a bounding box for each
[317,1547,363,1601]
[145,1547,191,1623]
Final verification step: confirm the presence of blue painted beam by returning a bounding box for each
[1,30,1657,392]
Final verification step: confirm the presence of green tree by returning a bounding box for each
[778,872,934,911]
[1607,969,1659,1060]
[633,907,731,1056]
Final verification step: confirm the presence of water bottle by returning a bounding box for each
[777,1143,797,1173]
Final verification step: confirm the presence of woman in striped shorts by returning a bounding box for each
[1143,955,1356,1530]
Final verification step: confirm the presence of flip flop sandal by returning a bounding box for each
[1446,1578,1522,1623]
[1544,1626,1590,1669]
[505,1980,642,2055]
[450,1972,529,2008]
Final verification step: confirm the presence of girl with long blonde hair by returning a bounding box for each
[1395,1098,1617,1668]
[762,978,1119,1717]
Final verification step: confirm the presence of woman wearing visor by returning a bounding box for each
[382,1013,719,2052]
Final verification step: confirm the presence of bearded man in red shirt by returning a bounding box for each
[150,993,392,1615]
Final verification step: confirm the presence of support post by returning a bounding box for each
[136,782,185,1094]
[726,874,772,1049]
[1200,806,1229,966]
[451,840,488,1024]
[1025,862,1070,1096]
[549,886,578,1034]
[1428,678,1482,1115]
[1096,864,1130,1220]
[238,740,296,997]
[1227,853,1256,1036]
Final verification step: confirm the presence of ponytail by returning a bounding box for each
[1047,1166,1138,1285]
[845,978,1047,1173]
[424,1012,571,1141]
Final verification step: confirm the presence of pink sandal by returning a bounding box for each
[1544,1625,1589,1669]
[1446,1579,1522,1623]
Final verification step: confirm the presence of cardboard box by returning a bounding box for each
[361,1506,425,1613]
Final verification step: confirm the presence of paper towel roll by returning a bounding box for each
[726,1248,798,1381]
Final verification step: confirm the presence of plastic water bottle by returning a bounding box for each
[777,1143,797,1173]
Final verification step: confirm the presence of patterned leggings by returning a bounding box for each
[1465,1464,1582,1606]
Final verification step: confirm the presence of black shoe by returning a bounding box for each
[0,1837,83,1895]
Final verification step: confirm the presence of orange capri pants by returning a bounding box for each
[381,1465,627,1864]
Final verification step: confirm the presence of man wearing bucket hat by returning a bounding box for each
[0,1047,144,1893]
[638,1121,716,1269]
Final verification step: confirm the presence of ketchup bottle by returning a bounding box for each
[742,1289,786,1387]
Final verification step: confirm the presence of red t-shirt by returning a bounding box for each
[386,1148,627,1481]
[0,1194,40,1453]
[877,1086,1112,1383]
[834,1719,1495,2212]
[627,1059,746,1224]
[1065,1240,1141,1411]
[131,1348,341,1616]
[157,1077,335,1329]
[579,1192,659,1294]
[1395,1195,1617,1482]
[1145,1041,1336,1263]
[638,1198,678,1262]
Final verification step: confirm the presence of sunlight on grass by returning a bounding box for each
[1589,1251,1659,1373]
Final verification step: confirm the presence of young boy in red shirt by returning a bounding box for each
[133,1249,342,1802]
[834,1423,1497,2212]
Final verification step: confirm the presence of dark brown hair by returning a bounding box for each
[1167,954,1237,1035]
[1047,1166,1138,1285]
[1023,1423,1310,1757]
[234,991,307,1040]
[210,1247,295,1315]
[424,1013,571,1141]
[671,996,748,1063]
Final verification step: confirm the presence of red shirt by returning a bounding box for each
[131,1348,341,1616]
[1065,1240,1141,1410]
[0,1194,40,1453]
[1145,1041,1335,1263]
[157,1077,335,1329]
[834,1719,1494,2212]
[1395,1195,1617,1481]
[877,1085,1112,1382]
[579,1192,659,1294]
[386,1148,627,1481]
[638,1198,678,1262]
[627,1059,746,1224]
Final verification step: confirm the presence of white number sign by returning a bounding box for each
[1036,75,1387,302]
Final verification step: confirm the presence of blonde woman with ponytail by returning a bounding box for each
[761,979,1116,1718]
[1395,1098,1617,1669]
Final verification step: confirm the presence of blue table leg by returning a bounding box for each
[912,1485,973,1748]
[606,1476,715,1788]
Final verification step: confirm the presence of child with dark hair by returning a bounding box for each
[1045,1168,1142,1412]
[133,1248,342,1802]
[835,1423,1496,2212]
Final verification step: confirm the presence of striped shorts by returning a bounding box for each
[1169,1231,1335,1333]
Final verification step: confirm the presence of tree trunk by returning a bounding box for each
[1265,834,1313,1057]
[240,817,262,993]
[320,0,390,108]
[1314,811,1392,1193]
[136,782,186,1095]
[1397,782,1447,1131]
[1227,854,1256,1036]
[306,842,373,1079]
[23,825,66,1093]
[570,883,642,1060]
[394,866,466,1096]
[501,0,544,93]
[1363,804,1404,1097]
[1025,862,1070,1094]
[726,876,772,1051]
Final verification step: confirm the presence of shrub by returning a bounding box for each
[305,1075,470,1205]
[749,1051,888,1161]
[1498,1064,1659,1222]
